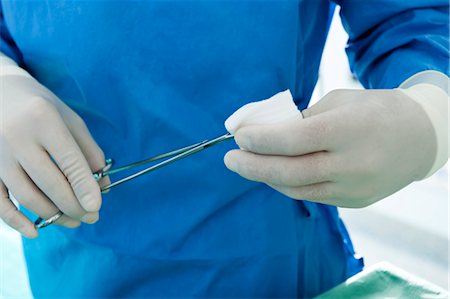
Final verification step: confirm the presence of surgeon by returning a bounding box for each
[0,0,448,298]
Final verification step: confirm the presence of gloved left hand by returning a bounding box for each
[224,88,443,208]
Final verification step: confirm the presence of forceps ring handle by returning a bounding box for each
[93,158,114,181]
[34,211,64,229]
[34,159,114,229]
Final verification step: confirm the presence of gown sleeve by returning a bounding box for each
[0,1,23,64]
[331,0,449,88]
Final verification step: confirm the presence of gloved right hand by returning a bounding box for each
[0,58,110,238]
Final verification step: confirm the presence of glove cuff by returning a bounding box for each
[399,70,449,94]
[397,81,449,180]
[0,52,32,78]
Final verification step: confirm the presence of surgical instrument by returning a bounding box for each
[34,133,234,229]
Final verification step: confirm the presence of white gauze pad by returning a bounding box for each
[225,90,302,134]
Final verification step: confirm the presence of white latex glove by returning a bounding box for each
[0,54,110,238]
[224,85,448,208]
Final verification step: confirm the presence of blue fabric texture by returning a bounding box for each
[0,0,446,297]
[334,0,449,88]
[0,2,21,63]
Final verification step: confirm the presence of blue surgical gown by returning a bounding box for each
[0,0,448,298]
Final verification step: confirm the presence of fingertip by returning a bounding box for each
[23,226,38,239]
[98,176,111,194]
[224,150,239,171]
[62,219,81,228]
[81,212,99,224]
[234,126,264,152]
[81,190,102,212]
[89,216,99,224]
[233,128,250,150]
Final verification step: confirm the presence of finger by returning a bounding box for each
[233,111,340,156]
[268,182,337,204]
[224,149,333,187]
[37,109,102,212]
[61,108,111,189]
[16,146,99,223]
[301,89,356,118]
[0,179,37,238]
[1,161,81,228]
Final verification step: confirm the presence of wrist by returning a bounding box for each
[397,72,449,179]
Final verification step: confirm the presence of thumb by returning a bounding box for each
[233,114,331,156]
[61,107,111,189]
[302,89,356,118]
[36,86,111,189]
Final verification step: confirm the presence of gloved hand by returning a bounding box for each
[225,87,447,208]
[0,56,109,238]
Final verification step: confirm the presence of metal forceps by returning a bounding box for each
[34,132,234,229]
